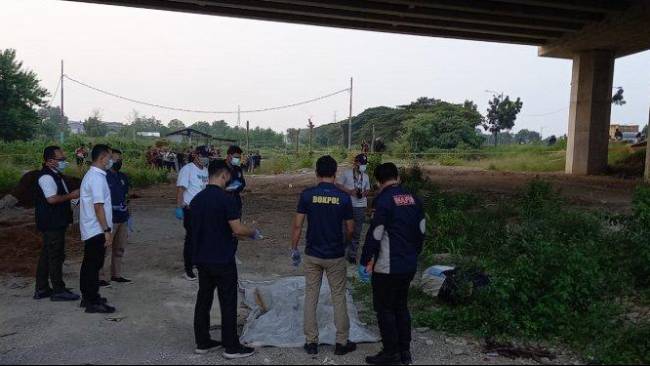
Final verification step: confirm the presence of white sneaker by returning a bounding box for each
[184,272,197,281]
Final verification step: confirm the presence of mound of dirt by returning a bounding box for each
[608,151,646,178]
[11,170,82,208]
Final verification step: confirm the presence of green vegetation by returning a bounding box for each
[356,168,649,364]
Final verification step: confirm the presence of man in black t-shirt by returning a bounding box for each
[190,159,263,359]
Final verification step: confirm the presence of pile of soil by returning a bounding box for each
[11,170,82,208]
[608,150,646,178]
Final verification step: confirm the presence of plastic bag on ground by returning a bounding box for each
[240,276,379,348]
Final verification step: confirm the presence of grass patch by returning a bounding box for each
[0,163,22,194]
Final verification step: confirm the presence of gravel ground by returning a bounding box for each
[0,174,578,365]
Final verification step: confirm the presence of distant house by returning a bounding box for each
[137,132,161,138]
[69,121,84,134]
[166,128,236,145]
[610,124,639,140]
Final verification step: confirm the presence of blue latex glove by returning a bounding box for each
[291,249,302,268]
[175,207,184,220]
[358,265,371,284]
[226,180,242,192]
[127,217,134,233]
[250,229,264,240]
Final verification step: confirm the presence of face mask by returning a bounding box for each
[112,161,123,171]
[105,159,114,171]
[57,161,69,172]
[231,157,241,167]
[199,157,210,167]
[359,165,367,173]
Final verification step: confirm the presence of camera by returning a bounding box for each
[356,188,363,199]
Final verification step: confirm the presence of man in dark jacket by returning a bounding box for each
[225,145,246,211]
[360,163,426,366]
[34,146,81,301]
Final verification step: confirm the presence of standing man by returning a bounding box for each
[176,146,210,281]
[100,149,131,286]
[291,155,357,356]
[336,154,371,264]
[225,145,246,212]
[191,160,261,359]
[360,163,426,366]
[79,144,116,314]
[33,146,81,301]
[75,144,87,170]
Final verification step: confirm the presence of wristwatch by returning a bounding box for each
[104,227,112,233]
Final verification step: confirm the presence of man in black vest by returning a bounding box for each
[34,146,81,301]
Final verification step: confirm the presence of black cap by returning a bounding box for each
[195,145,210,157]
[355,154,368,165]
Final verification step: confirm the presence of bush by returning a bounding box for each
[298,155,314,170]
[0,163,22,194]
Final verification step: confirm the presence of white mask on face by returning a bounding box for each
[199,157,210,167]
[104,159,114,171]
[359,165,367,173]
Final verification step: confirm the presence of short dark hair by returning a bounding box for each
[43,146,61,162]
[227,145,243,155]
[374,163,399,184]
[208,159,231,178]
[91,144,112,162]
[316,155,337,178]
[111,148,122,155]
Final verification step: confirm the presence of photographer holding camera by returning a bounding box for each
[336,154,371,264]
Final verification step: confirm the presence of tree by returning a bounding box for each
[168,119,185,131]
[0,49,49,141]
[483,94,523,146]
[83,110,108,137]
[37,106,69,140]
[612,87,626,106]
[514,129,541,144]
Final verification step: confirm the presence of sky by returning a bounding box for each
[1,0,649,138]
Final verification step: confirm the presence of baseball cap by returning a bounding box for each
[355,154,368,165]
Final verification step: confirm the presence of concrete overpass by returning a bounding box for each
[67,0,650,180]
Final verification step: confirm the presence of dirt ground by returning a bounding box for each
[0,167,635,365]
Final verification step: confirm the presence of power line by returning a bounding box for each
[522,107,569,117]
[63,74,350,114]
[47,77,62,108]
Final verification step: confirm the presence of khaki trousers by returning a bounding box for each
[303,255,350,345]
[100,222,128,280]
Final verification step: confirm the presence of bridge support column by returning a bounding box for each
[566,50,615,175]
[645,130,650,183]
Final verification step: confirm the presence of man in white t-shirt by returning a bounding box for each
[176,146,210,281]
[79,144,116,314]
[336,154,371,264]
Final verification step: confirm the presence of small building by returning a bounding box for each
[137,132,161,138]
[166,128,236,146]
[68,121,84,134]
[610,124,639,139]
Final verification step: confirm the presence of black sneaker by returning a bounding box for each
[33,289,53,300]
[400,351,413,365]
[223,345,255,360]
[366,351,401,365]
[50,289,80,302]
[111,277,132,283]
[335,341,357,356]
[98,280,112,287]
[80,297,108,308]
[195,340,222,355]
[304,343,318,355]
[85,303,116,314]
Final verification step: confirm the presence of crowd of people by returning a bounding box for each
[32,142,425,365]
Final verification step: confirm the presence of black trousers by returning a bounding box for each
[36,229,67,293]
[183,208,193,273]
[372,272,415,354]
[80,234,106,304]
[194,262,240,349]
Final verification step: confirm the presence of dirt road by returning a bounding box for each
[0,171,588,365]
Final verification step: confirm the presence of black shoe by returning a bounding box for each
[195,340,222,355]
[304,343,318,355]
[80,297,108,308]
[335,341,357,356]
[85,303,116,314]
[50,289,80,302]
[111,277,132,283]
[98,280,112,287]
[366,351,401,365]
[223,345,255,359]
[400,351,413,365]
[33,289,53,300]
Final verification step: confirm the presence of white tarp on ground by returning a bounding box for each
[240,276,380,348]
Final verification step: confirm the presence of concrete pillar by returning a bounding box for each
[565,50,615,175]
[645,137,650,183]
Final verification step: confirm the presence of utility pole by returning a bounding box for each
[308,118,315,155]
[645,105,650,182]
[371,124,376,153]
[237,105,241,128]
[295,128,300,156]
[348,77,353,150]
[60,60,65,143]
[246,120,250,154]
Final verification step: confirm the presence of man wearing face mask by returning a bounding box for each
[336,154,371,264]
[34,146,81,301]
[176,146,210,281]
[225,145,246,212]
[100,149,131,286]
[79,144,116,314]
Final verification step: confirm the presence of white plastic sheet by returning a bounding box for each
[240,276,379,348]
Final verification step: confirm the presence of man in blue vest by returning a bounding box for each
[34,146,81,301]
[360,163,426,366]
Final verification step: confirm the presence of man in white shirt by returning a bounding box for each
[176,146,210,281]
[79,144,116,314]
[336,154,371,264]
[34,146,81,302]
